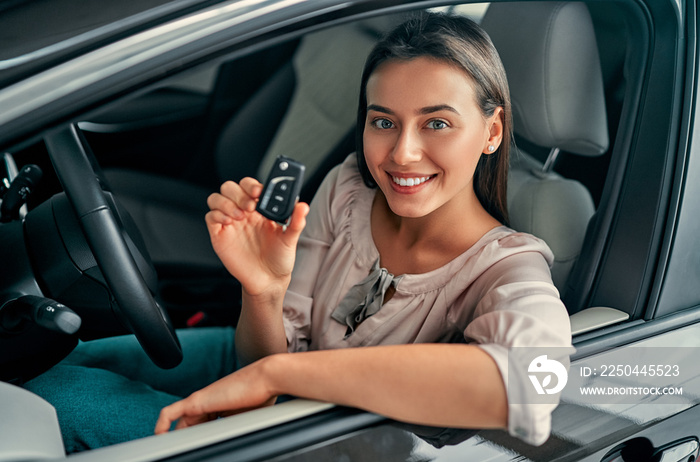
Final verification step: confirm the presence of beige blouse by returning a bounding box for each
[282,154,573,445]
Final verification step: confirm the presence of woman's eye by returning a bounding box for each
[427,120,448,130]
[372,118,394,129]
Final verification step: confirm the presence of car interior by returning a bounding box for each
[66,1,630,333]
[2,0,636,371]
[0,0,647,457]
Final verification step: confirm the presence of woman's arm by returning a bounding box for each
[206,178,309,366]
[233,290,289,367]
[155,343,507,433]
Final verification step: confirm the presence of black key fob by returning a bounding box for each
[256,156,305,225]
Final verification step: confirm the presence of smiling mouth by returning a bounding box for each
[391,175,435,187]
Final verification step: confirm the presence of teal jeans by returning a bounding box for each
[23,327,237,453]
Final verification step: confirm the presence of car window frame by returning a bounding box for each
[573,0,698,359]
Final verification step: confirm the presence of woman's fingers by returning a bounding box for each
[239,177,263,200]
[207,178,308,235]
[280,202,309,244]
[154,361,279,435]
[219,180,255,214]
[205,209,236,228]
[154,397,270,434]
[154,400,189,434]
[224,178,263,212]
[207,178,263,221]
[155,389,220,434]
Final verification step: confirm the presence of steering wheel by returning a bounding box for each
[43,124,182,369]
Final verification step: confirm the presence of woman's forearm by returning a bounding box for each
[234,289,289,367]
[265,343,507,429]
[156,343,508,434]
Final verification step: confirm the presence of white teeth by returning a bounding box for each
[392,176,431,186]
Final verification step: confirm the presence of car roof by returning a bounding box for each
[0,0,225,89]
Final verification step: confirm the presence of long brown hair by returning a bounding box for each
[356,12,512,225]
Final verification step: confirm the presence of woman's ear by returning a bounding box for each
[483,107,505,154]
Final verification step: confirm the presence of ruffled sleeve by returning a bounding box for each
[461,234,574,445]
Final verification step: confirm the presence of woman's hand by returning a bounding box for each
[206,178,309,297]
[155,345,509,436]
[154,359,278,434]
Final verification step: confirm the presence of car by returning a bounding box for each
[0,0,699,460]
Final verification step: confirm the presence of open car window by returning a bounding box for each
[1,0,699,460]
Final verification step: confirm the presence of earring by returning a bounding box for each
[487,145,496,152]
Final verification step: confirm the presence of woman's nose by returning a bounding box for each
[390,128,423,165]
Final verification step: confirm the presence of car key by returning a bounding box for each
[256,156,305,225]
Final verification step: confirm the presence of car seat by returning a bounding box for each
[102,18,398,312]
[481,1,609,301]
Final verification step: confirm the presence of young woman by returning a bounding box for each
[156,12,572,446]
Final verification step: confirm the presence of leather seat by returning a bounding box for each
[481,1,609,300]
[104,19,395,284]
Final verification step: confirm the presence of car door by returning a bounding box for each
[1,0,699,461]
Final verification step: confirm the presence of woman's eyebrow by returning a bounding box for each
[419,104,460,115]
[366,104,460,115]
[367,104,393,115]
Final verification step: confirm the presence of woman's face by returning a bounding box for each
[363,56,502,219]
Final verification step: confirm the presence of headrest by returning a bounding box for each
[258,22,380,178]
[481,2,609,157]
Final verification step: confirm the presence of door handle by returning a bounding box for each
[601,437,698,462]
[652,437,699,462]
